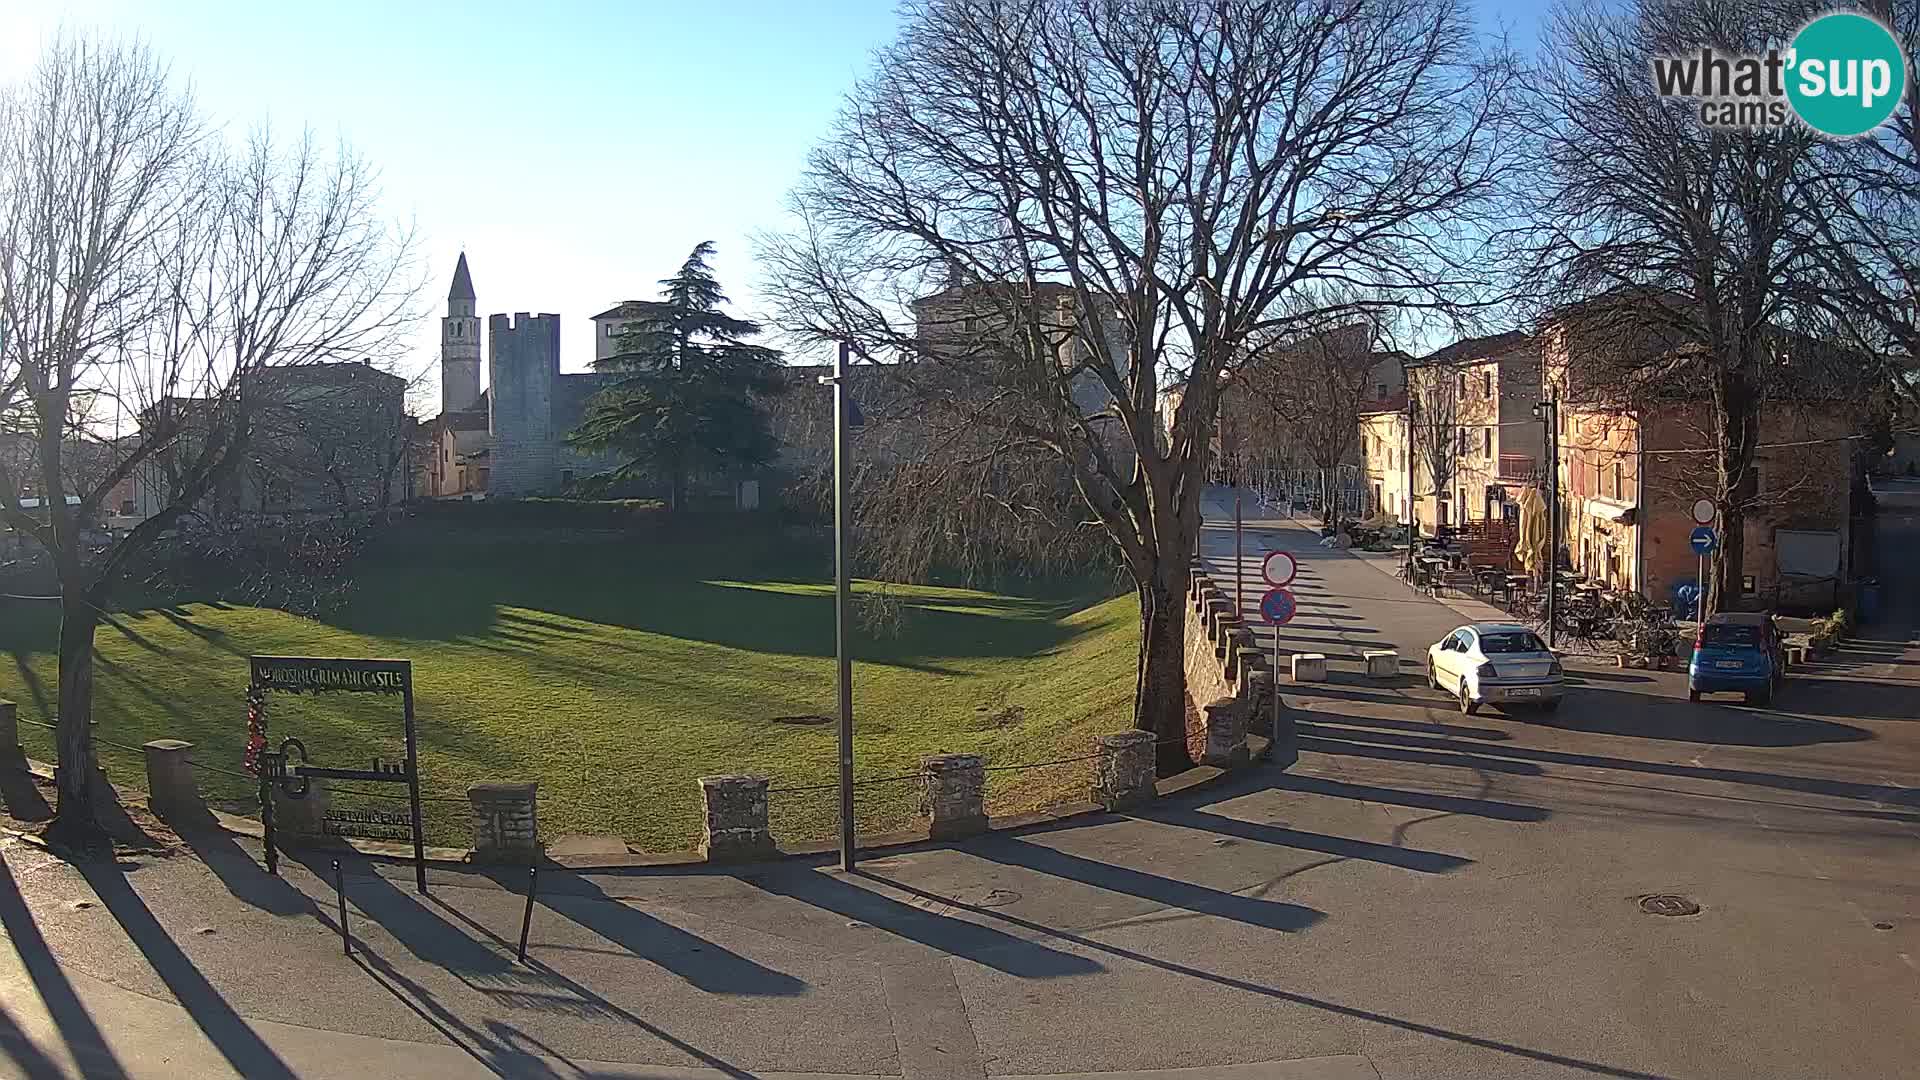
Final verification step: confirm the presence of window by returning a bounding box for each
[119,498,134,515]
[1457,372,1467,396]
[964,315,979,332]
[561,470,575,489]
[1377,382,1389,400]
[1458,427,1470,455]
[1483,428,1492,457]
[1610,461,1623,501]
[1482,370,1492,398]
[1480,631,1548,654]
[443,446,449,462]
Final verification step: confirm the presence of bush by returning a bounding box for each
[407,497,668,529]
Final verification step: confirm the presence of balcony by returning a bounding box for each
[1497,453,1536,481]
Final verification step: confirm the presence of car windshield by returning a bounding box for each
[1702,624,1761,647]
[1480,631,1548,654]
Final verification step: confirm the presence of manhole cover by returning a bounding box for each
[1639,894,1701,917]
[1874,922,1894,931]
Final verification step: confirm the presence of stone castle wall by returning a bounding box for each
[488,313,560,496]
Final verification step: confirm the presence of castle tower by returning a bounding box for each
[487,311,561,495]
[440,253,483,414]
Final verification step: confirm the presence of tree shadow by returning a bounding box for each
[1544,688,1874,746]
[1301,726,1913,807]
[0,856,131,1079]
[0,1001,66,1080]
[75,858,297,1079]
[530,873,808,997]
[1298,711,1511,742]
[863,871,1672,1080]
[969,835,1329,927]
[742,864,1106,977]
[1270,772,1552,822]
[0,768,52,823]
[175,829,314,917]
[1141,807,1474,874]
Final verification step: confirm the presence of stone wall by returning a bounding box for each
[488,313,562,496]
[1184,562,1279,766]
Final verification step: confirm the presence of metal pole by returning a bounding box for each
[517,865,538,963]
[1545,397,1559,649]
[833,341,856,873]
[1271,619,1281,753]
[1235,495,1244,617]
[333,859,349,957]
[1404,396,1416,576]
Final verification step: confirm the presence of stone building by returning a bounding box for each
[1395,332,1544,533]
[421,255,619,498]
[1543,302,1860,609]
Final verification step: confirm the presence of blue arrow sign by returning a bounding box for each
[1689,526,1717,555]
[1259,587,1297,626]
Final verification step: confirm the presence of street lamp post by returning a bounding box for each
[1532,396,1559,648]
[820,341,861,872]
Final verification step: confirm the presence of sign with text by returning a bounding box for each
[246,655,427,893]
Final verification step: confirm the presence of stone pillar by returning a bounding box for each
[1289,653,1328,682]
[142,740,209,825]
[697,774,774,862]
[1199,698,1249,767]
[469,782,540,862]
[1260,671,1299,768]
[920,754,987,839]
[271,779,330,836]
[1363,650,1399,679]
[1091,731,1156,810]
[0,699,21,770]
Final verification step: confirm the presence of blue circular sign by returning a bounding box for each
[1259,587,1297,625]
[1689,526,1718,555]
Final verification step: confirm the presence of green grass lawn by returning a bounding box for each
[0,522,1137,851]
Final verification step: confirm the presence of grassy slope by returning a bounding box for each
[0,523,1136,851]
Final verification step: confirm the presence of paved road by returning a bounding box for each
[0,489,1915,1079]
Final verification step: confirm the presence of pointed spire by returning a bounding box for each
[448,252,476,302]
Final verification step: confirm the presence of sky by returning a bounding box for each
[1,0,1549,411]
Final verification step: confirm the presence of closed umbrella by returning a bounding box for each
[1516,485,1548,575]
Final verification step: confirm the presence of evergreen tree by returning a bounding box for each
[572,242,783,510]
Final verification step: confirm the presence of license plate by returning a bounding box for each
[1715,660,1744,669]
[1508,687,1541,698]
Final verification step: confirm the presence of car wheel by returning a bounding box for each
[1687,689,1700,703]
[1457,679,1478,716]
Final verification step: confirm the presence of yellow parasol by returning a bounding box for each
[1516,485,1548,575]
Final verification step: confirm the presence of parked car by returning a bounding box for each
[1687,612,1784,705]
[1427,622,1565,715]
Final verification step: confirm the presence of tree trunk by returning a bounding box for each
[49,593,107,849]
[1135,558,1195,777]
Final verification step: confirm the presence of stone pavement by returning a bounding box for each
[1,488,1916,1079]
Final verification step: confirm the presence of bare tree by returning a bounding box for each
[1408,363,1461,532]
[1510,0,1862,613]
[0,36,419,845]
[1237,321,1397,531]
[761,0,1516,772]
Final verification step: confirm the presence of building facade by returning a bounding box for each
[1398,332,1543,534]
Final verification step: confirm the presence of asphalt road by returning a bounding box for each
[0,489,1913,1080]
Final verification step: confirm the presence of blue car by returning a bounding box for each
[1688,612,1784,705]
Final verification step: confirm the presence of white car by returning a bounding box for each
[1427,622,1565,715]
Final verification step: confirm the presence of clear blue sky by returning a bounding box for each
[3,0,1548,407]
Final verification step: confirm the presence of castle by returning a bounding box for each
[423,254,622,497]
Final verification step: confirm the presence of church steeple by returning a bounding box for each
[449,252,476,303]
[440,253,483,413]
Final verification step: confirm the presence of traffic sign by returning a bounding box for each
[1689,526,1718,555]
[1691,498,1715,525]
[1259,587,1297,625]
[1261,550,1298,588]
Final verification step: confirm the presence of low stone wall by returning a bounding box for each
[1183,560,1279,766]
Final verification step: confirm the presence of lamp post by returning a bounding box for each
[1532,396,1559,648]
[820,342,864,872]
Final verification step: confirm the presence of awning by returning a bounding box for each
[1583,498,1637,525]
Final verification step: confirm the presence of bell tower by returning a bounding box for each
[441,252,482,413]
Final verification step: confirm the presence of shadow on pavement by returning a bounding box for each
[1303,713,1513,741]
[0,856,129,1080]
[0,1003,64,1080]
[1544,688,1873,746]
[972,835,1329,928]
[865,872,1673,1080]
[178,828,314,917]
[1300,726,1914,806]
[1141,807,1473,874]
[535,875,808,996]
[1270,773,1551,823]
[745,864,1105,976]
[77,859,298,1080]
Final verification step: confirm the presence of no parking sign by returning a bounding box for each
[1259,587,1297,625]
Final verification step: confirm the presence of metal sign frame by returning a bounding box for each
[246,656,426,894]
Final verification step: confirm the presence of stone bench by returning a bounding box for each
[1363,650,1398,679]
[1289,653,1328,683]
